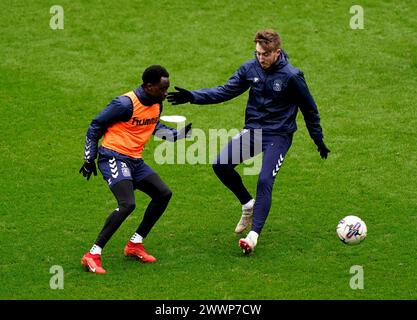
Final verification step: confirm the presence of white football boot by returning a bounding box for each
[239,231,259,254]
[234,199,255,233]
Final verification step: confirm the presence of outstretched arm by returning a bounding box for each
[167,64,250,105]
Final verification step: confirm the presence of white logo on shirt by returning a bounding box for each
[273,80,282,92]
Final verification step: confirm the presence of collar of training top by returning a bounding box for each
[254,49,289,72]
[135,85,162,106]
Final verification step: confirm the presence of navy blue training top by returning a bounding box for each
[190,51,324,142]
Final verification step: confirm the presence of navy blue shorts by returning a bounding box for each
[97,147,155,188]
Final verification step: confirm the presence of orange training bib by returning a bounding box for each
[101,91,160,158]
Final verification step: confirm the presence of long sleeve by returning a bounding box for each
[289,73,323,142]
[191,64,250,105]
[83,96,133,161]
[151,101,179,142]
[153,122,180,142]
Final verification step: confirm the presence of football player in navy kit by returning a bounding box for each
[168,29,330,255]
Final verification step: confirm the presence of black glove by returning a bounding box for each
[177,123,192,140]
[167,86,193,105]
[315,140,330,159]
[79,160,97,180]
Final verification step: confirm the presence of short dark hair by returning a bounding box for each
[142,65,169,85]
[254,29,281,50]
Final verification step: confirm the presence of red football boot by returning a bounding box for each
[81,252,107,274]
[124,241,157,263]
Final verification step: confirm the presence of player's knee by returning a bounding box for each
[160,187,173,202]
[119,201,136,214]
[152,184,172,203]
[257,176,273,190]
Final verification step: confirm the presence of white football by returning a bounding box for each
[336,215,367,245]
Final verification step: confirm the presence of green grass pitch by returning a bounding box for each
[0,0,416,299]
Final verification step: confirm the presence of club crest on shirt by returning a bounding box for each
[272,80,282,92]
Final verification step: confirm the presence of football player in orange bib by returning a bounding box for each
[79,65,191,274]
